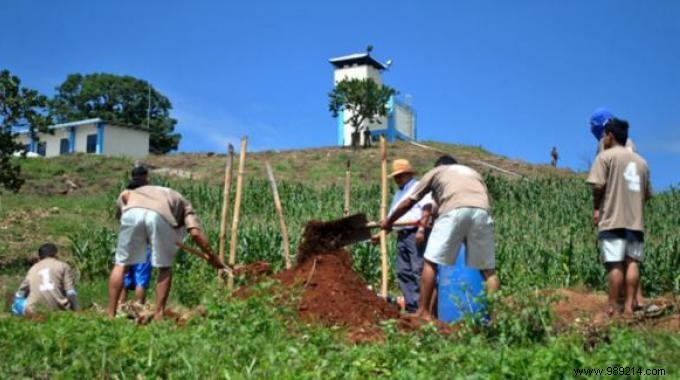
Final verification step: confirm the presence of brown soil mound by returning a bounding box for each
[549,288,679,332]
[274,249,400,342]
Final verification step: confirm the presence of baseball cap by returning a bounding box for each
[590,108,614,140]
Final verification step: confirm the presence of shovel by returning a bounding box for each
[176,242,234,274]
[300,213,419,251]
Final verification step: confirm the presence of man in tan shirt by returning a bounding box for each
[587,118,651,316]
[382,155,499,320]
[15,243,78,315]
[107,165,214,320]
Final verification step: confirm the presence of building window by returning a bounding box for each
[60,138,70,155]
[86,134,97,153]
[37,142,47,157]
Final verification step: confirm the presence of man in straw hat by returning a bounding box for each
[381,155,499,320]
[107,165,214,320]
[376,159,433,313]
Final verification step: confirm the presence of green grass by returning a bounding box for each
[1,287,678,378]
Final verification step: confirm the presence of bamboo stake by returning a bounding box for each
[379,135,389,298]
[265,161,292,269]
[343,160,351,216]
[218,144,234,265]
[228,137,247,290]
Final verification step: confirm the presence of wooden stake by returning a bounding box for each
[228,137,247,289]
[379,135,389,298]
[265,161,292,269]
[343,160,351,216]
[218,144,234,265]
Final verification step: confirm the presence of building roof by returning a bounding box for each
[50,118,104,130]
[329,53,387,70]
[15,118,149,134]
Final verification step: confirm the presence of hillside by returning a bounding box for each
[0,140,569,262]
[145,140,574,187]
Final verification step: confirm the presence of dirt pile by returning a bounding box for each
[549,288,679,332]
[234,219,404,342]
[275,249,399,335]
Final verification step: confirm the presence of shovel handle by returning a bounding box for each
[176,242,233,274]
[365,220,420,228]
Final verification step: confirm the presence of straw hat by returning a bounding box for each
[388,159,415,177]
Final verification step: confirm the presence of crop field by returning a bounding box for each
[0,154,679,378]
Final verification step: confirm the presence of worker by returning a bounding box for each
[590,108,653,313]
[13,243,79,316]
[363,127,372,148]
[116,174,153,306]
[382,155,499,321]
[586,118,651,316]
[590,108,636,153]
[375,159,433,313]
[107,165,214,320]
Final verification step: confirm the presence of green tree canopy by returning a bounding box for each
[0,69,51,192]
[50,73,181,154]
[328,78,397,134]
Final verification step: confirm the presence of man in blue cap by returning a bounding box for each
[589,108,656,315]
[590,108,636,154]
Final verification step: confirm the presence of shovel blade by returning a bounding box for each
[297,213,372,261]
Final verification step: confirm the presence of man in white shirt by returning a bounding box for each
[382,159,433,313]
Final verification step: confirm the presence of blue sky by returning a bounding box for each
[2,1,678,189]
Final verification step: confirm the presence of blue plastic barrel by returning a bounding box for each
[437,245,486,323]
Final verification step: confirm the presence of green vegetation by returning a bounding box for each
[0,151,678,378]
[2,288,678,378]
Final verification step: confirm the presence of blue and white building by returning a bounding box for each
[330,52,417,146]
[15,118,149,158]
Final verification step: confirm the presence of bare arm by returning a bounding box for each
[419,204,433,230]
[592,185,605,225]
[381,198,417,230]
[189,228,214,255]
[16,277,30,298]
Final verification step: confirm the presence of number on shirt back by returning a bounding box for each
[38,268,56,291]
[623,162,640,192]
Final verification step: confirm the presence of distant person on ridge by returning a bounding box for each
[363,127,372,148]
[108,165,213,320]
[586,118,651,316]
[382,155,499,320]
[373,159,433,313]
[13,243,79,316]
[550,146,559,167]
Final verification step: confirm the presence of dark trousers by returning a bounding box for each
[396,229,425,313]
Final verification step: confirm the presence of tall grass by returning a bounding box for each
[69,173,680,298]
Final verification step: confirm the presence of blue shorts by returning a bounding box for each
[11,296,26,316]
[123,249,152,290]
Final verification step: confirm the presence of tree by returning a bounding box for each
[0,70,51,192]
[328,78,396,148]
[50,73,181,154]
